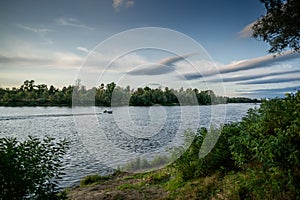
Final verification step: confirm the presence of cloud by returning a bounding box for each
[112,0,134,11]
[252,86,300,93]
[53,52,83,67]
[17,24,53,33]
[238,21,256,38]
[0,54,52,65]
[181,51,300,80]
[78,51,147,74]
[237,86,300,97]
[0,51,82,69]
[127,53,196,76]
[180,73,203,80]
[211,69,300,83]
[112,0,122,10]
[240,77,300,85]
[17,24,53,44]
[127,63,175,75]
[76,46,89,53]
[55,17,93,30]
[160,53,196,65]
[219,51,299,74]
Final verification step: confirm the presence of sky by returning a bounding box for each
[0,0,299,98]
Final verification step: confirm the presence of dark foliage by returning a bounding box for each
[173,127,235,180]
[0,136,69,200]
[173,90,300,199]
[0,80,259,107]
[253,0,300,53]
[228,91,300,198]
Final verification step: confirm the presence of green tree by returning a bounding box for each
[253,0,300,53]
[95,85,106,106]
[60,86,73,105]
[0,136,69,200]
[21,80,35,92]
[104,82,116,106]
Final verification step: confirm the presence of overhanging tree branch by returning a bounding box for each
[253,0,300,53]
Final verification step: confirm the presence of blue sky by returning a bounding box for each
[0,0,299,98]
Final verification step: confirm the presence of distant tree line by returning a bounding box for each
[0,80,260,106]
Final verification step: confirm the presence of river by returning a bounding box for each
[0,103,258,188]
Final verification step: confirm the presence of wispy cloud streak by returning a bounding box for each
[55,17,93,30]
[0,52,82,69]
[240,77,300,85]
[0,54,52,64]
[211,69,300,83]
[219,51,299,74]
[251,86,300,93]
[127,53,195,76]
[17,24,53,44]
[238,21,256,38]
[237,86,300,97]
[181,51,300,80]
[76,46,89,53]
[17,24,53,33]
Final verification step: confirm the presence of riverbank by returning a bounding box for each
[65,166,267,200]
[67,171,169,200]
[67,169,235,200]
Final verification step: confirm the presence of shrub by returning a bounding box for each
[0,136,69,200]
[172,91,300,198]
[227,91,300,198]
[173,127,235,180]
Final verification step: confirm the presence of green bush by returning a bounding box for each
[173,127,235,180]
[171,91,300,198]
[0,136,69,200]
[227,91,300,198]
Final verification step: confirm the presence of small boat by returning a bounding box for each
[103,110,113,114]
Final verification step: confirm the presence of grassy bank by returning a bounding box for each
[67,91,300,200]
[68,168,281,200]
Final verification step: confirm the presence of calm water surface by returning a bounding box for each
[0,104,257,188]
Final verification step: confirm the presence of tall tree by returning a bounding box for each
[253,0,300,53]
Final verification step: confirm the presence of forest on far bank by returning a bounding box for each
[0,80,260,106]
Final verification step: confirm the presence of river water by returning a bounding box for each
[0,103,257,188]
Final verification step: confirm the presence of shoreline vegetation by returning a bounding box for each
[67,90,300,200]
[0,80,260,107]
